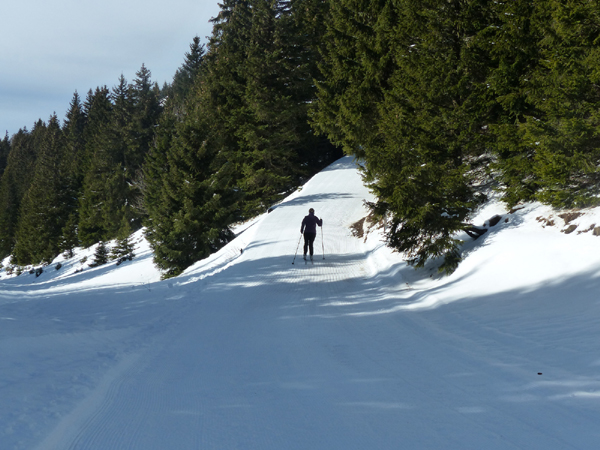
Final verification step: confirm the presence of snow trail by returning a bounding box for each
[3,157,600,449]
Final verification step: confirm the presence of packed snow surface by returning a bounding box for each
[2,156,600,449]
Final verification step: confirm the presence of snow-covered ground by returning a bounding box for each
[2,156,600,449]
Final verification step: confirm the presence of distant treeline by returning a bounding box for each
[1,0,599,276]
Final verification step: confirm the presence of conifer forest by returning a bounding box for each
[1,0,600,277]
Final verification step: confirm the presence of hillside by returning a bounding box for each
[2,156,600,449]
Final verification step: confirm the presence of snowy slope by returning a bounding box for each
[2,156,600,449]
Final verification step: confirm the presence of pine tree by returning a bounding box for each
[126,66,162,227]
[13,115,69,264]
[0,127,40,257]
[0,132,10,179]
[202,0,253,209]
[78,88,113,246]
[142,0,339,277]
[289,0,343,170]
[90,241,109,267]
[310,0,389,157]
[144,86,237,278]
[129,65,161,171]
[78,86,129,246]
[231,0,300,214]
[111,216,135,263]
[171,36,206,108]
[111,75,134,160]
[142,45,213,278]
[57,91,88,249]
[313,0,495,273]
[62,91,88,192]
[482,0,543,206]
[142,99,178,228]
[205,0,339,217]
[60,213,79,258]
[521,0,600,207]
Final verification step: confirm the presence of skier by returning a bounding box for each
[300,208,323,261]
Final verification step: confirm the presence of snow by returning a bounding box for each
[2,156,600,449]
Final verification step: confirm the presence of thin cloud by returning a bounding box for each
[1,0,219,135]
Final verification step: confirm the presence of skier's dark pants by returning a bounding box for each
[303,232,317,256]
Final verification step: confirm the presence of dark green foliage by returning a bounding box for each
[310,0,388,157]
[143,77,231,279]
[171,36,205,108]
[13,115,70,265]
[111,217,136,263]
[77,71,160,247]
[237,0,341,214]
[90,241,109,267]
[60,213,79,258]
[78,87,121,246]
[522,1,600,207]
[10,0,600,278]
[142,107,175,222]
[62,91,88,193]
[483,0,542,206]
[314,0,494,273]
[144,84,238,278]
[485,0,600,208]
[126,67,162,228]
[0,126,40,257]
[311,0,600,273]
[233,0,305,214]
[129,65,162,172]
[143,1,340,277]
[205,0,340,218]
[0,132,10,178]
[57,91,88,256]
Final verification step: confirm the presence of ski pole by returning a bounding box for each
[321,225,325,260]
[292,233,302,265]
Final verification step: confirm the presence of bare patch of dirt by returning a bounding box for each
[562,224,578,234]
[578,224,596,235]
[558,212,583,224]
[536,216,555,227]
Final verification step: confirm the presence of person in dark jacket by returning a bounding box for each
[300,208,323,261]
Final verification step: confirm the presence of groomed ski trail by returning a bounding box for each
[17,157,600,449]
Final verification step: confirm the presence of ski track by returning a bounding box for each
[4,157,600,449]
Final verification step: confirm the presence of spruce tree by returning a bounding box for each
[90,241,109,267]
[313,0,495,273]
[129,65,161,171]
[13,115,69,265]
[126,66,162,227]
[205,0,339,218]
[62,91,88,193]
[0,132,10,179]
[521,0,600,207]
[232,0,301,214]
[60,213,79,258]
[143,0,339,277]
[143,41,219,278]
[233,0,341,215]
[78,88,113,246]
[0,127,40,257]
[171,36,206,108]
[111,216,135,263]
[78,86,128,246]
[483,0,543,206]
[144,87,237,278]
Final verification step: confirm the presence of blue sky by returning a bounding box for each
[1,0,221,137]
